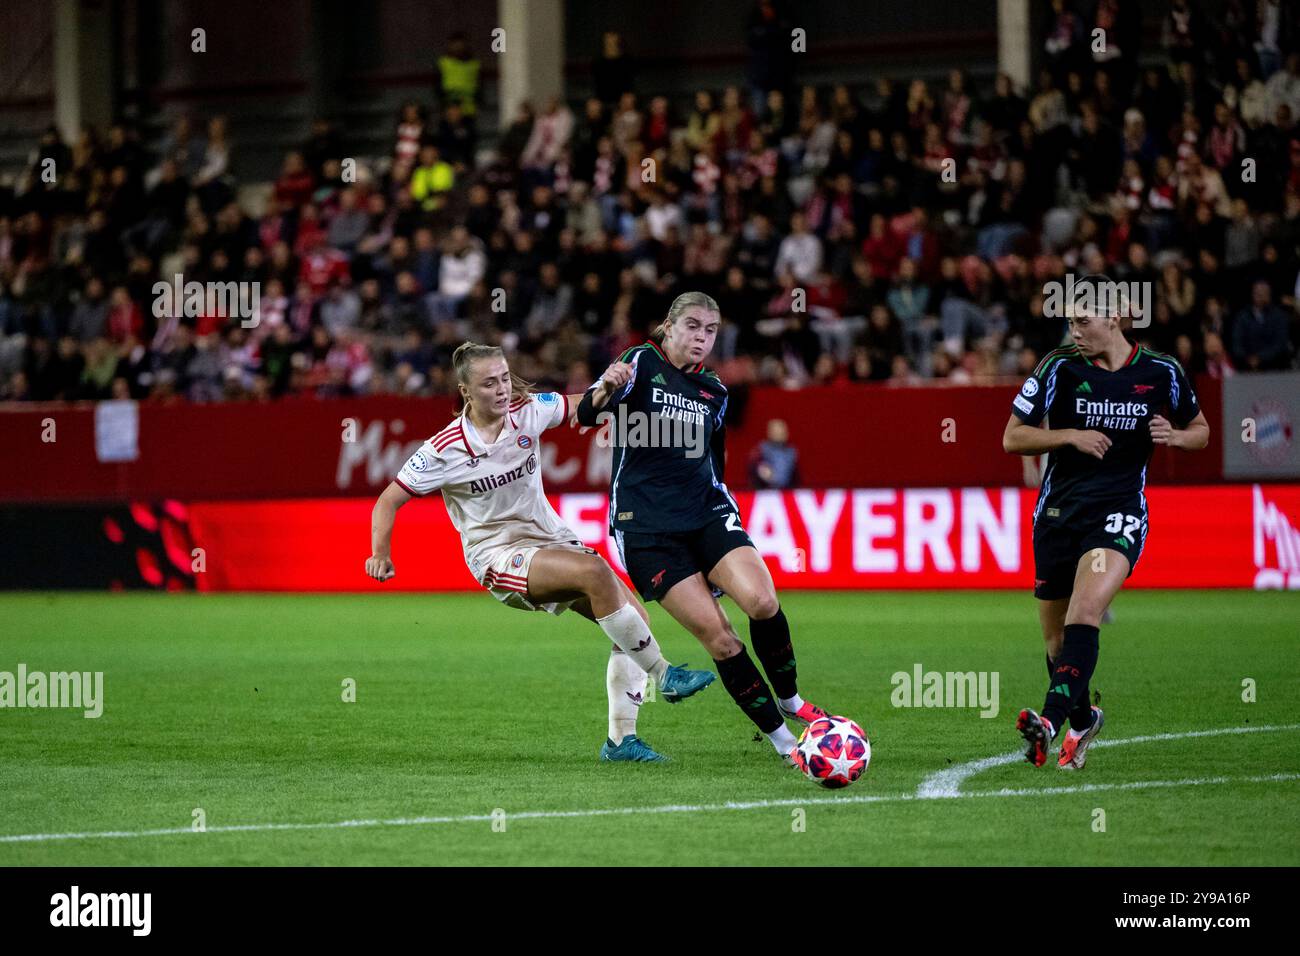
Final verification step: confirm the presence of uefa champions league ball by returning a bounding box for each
[792,715,870,788]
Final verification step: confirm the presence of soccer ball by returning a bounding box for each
[792,715,870,788]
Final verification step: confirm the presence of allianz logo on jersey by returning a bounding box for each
[1043,273,1151,328]
[592,392,709,459]
[467,454,537,494]
[1253,484,1300,589]
[1075,397,1150,431]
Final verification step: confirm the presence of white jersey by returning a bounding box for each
[394,392,577,578]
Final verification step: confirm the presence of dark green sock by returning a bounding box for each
[716,646,783,734]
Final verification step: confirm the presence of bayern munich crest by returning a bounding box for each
[511,553,524,568]
[1249,398,1294,467]
[517,435,531,448]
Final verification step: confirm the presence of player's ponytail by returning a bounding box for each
[451,342,533,413]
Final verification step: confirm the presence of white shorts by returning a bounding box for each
[472,539,597,616]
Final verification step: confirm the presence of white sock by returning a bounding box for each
[606,647,645,746]
[767,724,799,754]
[596,603,669,684]
[779,694,804,713]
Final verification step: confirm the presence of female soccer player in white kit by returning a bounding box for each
[365,342,715,761]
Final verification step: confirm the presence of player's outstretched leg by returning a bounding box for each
[531,548,716,705]
[599,645,667,762]
[709,547,827,726]
[661,573,800,765]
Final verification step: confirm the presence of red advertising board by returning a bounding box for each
[185,483,1300,592]
[0,379,1224,502]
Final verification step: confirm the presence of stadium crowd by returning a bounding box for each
[1,1,1298,404]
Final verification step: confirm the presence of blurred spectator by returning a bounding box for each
[748,417,799,489]
[394,102,426,165]
[774,211,821,282]
[410,144,455,212]
[430,226,486,320]
[1231,279,1292,370]
[521,96,575,182]
[436,33,481,121]
[593,32,635,106]
[746,1,794,114]
[275,151,315,210]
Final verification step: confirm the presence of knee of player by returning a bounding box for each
[746,591,781,621]
[584,558,622,600]
[708,626,743,658]
[1066,606,1105,628]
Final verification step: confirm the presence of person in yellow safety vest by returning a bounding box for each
[437,33,480,119]
[410,143,455,212]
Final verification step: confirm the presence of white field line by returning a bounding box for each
[2,773,1295,846]
[916,722,1300,798]
[1,723,1297,845]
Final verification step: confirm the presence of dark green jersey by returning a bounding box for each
[586,340,737,534]
[1011,342,1200,524]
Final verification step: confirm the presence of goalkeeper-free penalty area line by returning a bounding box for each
[1,724,1297,845]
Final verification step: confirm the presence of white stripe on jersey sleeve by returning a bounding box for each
[1146,357,1182,415]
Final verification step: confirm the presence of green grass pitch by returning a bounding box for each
[1,590,1296,866]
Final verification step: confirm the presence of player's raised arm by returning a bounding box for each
[575,361,634,426]
[366,481,412,581]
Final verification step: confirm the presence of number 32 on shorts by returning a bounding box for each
[1103,512,1142,543]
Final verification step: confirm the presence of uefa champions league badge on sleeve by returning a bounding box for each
[1021,378,1039,397]
[410,451,429,472]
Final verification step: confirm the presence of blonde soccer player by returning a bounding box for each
[366,342,715,762]
[575,292,828,767]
